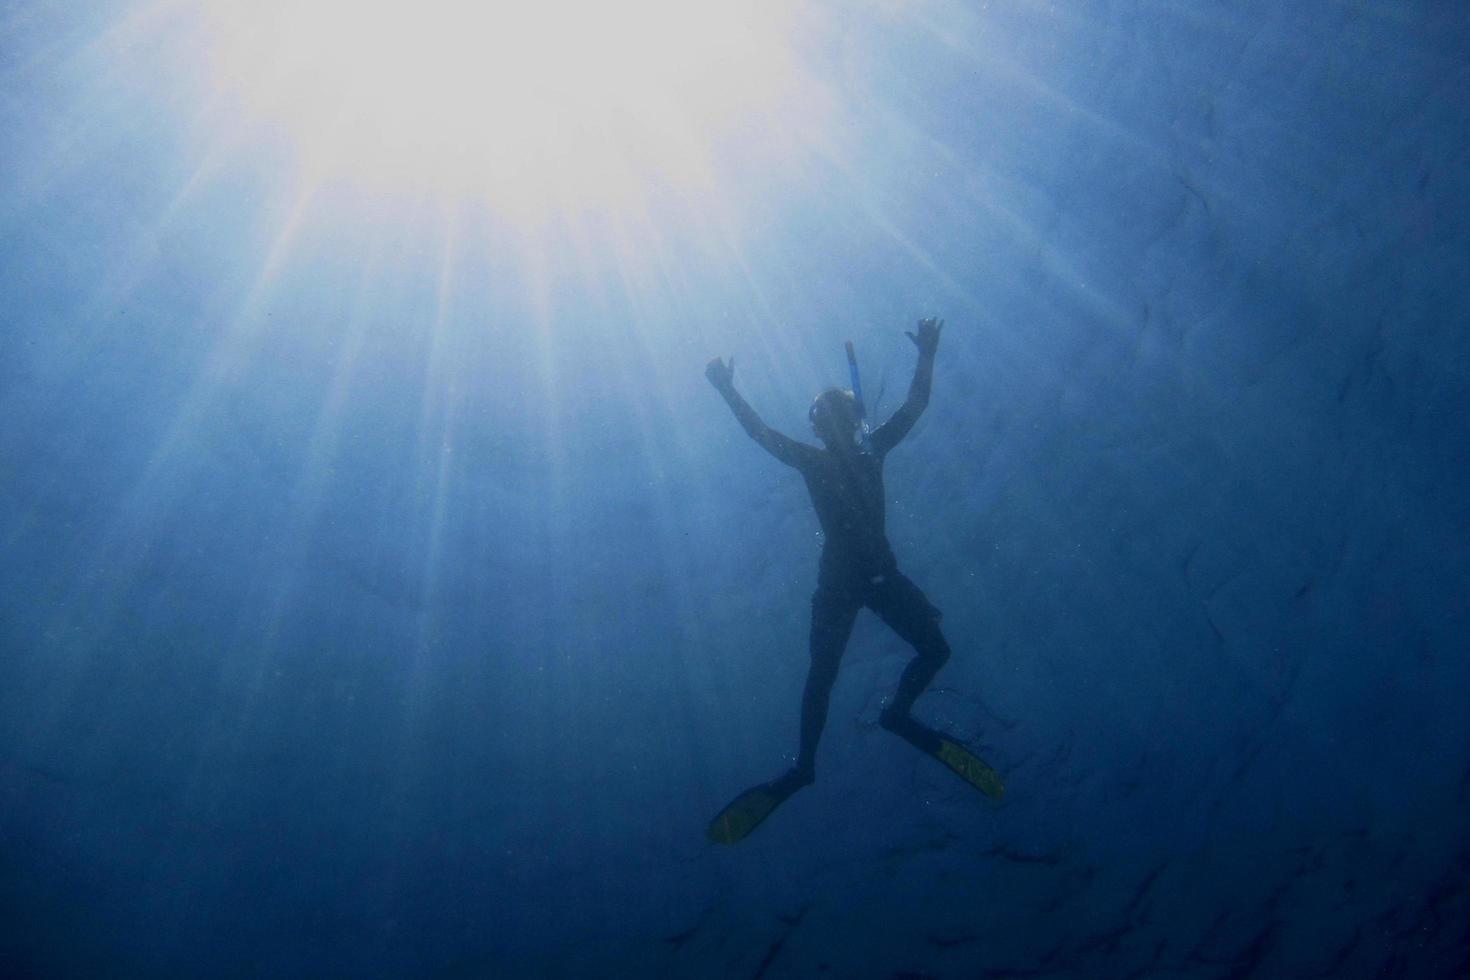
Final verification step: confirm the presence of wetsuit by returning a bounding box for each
[714,347,950,778]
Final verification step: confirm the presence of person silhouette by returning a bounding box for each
[705,318,1002,844]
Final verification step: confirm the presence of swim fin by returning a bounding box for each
[934,738,1006,800]
[706,774,804,845]
[882,710,1005,800]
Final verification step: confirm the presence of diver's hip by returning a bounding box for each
[816,545,898,587]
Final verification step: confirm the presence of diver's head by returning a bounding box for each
[809,387,861,448]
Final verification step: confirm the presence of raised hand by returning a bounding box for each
[705,355,736,391]
[905,317,944,357]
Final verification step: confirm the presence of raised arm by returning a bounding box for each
[870,318,943,456]
[706,356,814,469]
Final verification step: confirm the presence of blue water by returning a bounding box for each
[3,2,1468,976]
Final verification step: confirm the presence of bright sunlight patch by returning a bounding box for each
[201,0,811,215]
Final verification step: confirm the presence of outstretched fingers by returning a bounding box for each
[906,317,944,352]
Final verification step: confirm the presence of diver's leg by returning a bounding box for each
[867,573,951,738]
[865,574,1007,799]
[705,585,861,843]
[793,585,861,782]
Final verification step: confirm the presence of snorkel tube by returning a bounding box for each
[845,340,873,452]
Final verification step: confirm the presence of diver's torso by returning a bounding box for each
[801,447,895,585]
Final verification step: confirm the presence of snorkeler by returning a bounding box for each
[705,318,1002,845]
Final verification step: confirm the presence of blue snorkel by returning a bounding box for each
[845,340,873,452]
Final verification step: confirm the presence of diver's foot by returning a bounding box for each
[879,707,940,752]
[880,709,1005,800]
[771,766,814,796]
[706,767,813,845]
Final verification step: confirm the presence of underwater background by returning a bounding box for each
[2,1,1468,976]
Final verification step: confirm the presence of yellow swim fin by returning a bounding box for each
[935,739,1006,800]
[707,777,801,845]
